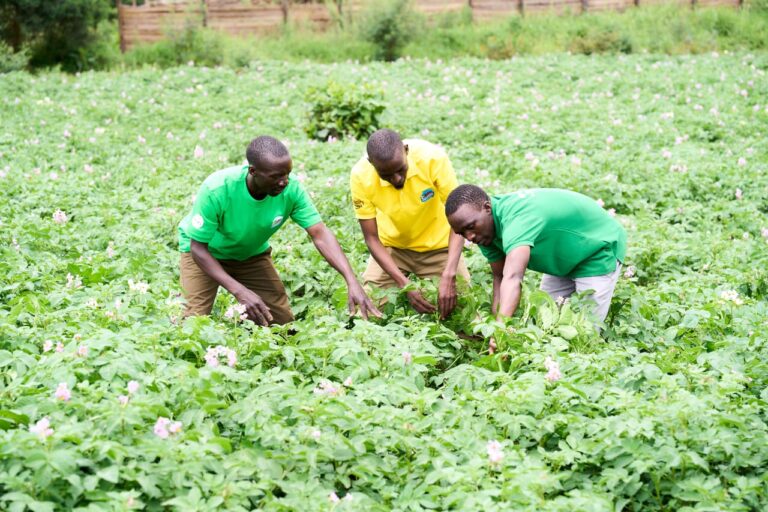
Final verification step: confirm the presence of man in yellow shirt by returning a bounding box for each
[350,129,469,319]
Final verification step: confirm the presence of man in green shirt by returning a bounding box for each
[445,185,626,322]
[178,135,380,326]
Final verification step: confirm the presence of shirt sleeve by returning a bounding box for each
[479,243,505,263]
[289,182,323,229]
[186,182,221,244]
[500,213,544,254]
[350,171,377,220]
[430,147,459,204]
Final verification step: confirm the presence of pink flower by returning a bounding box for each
[54,382,71,401]
[735,188,743,200]
[596,198,605,208]
[544,357,562,382]
[169,421,182,434]
[487,440,504,464]
[55,341,64,353]
[329,492,340,503]
[127,380,139,394]
[52,210,68,224]
[77,345,88,358]
[761,227,768,239]
[661,149,672,159]
[43,340,53,353]
[224,304,247,322]
[311,429,321,440]
[402,351,413,365]
[154,417,170,439]
[137,135,146,144]
[343,377,353,387]
[607,208,616,217]
[606,135,614,145]
[204,345,237,368]
[84,164,94,174]
[623,266,636,279]
[737,157,747,167]
[30,417,54,439]
[118,394,129,406]
[313,380,341,396]
[193,145,205,159]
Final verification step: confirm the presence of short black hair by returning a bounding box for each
[246,136,289,168]
[366,129,402,163]
[445,184,489,216]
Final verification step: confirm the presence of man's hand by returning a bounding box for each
[346,281,382,320]
[406,289,436,314]
[437,274,457,319]
[233,288,273,326]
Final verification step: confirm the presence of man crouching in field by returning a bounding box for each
[178,135,380,325]
[445,184,627,323]
[350,129,470,319]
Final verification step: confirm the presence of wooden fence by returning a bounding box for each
[117,0,744,51]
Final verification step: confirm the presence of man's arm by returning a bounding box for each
[496,245,531,320]
[305,222,381,320]
[190,240,273,325]
[358,218,435,314]
[437,231,465,319]
[490,259,504,315]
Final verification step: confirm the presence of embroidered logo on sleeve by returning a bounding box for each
[271,215,284,228]
[420,188,435,203]
[191,214,204,229]
[353,199,364,209]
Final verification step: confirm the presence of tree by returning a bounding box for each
[0,0,112,70]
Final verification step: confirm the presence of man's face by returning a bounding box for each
[448,202,495,246]
[370,144,408,190]
[249,154,292,196]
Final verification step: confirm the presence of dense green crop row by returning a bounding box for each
[1,53,767,510]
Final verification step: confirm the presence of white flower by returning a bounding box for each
[623,266,636,278]
[402,351,413,365]
[127,380,140,394]
[544,357,562,382]
[54,382,71,401]
[735,188,743,200]
[193,145,205,159]
[52,210,68,224]
[313,379,341,397]
[204,345,237,368]
[606,135,614,145]
[128,279,150,294]
[328,492,340,503]
[737,157,747,167]
[487,440,504,464]
[77,345,88,358]
[118,394,130,406]
[343,377,353,387]
[43,340,53,352]
[311,429,321,440]
[719,290,743,305]
[30,417,54,439]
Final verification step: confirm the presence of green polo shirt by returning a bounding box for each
[178,166,322,261]
[479,189,627,278]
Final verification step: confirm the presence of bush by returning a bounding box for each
[125,24,225,68]
[0,41,29,73]
[358,0,419,61]
[304,80,385,141]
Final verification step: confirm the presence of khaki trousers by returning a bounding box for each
[179,250,294,325]
[540,260,622,322]
[362,247,470,288]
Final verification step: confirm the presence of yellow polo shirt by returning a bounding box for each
[350,139,458,252]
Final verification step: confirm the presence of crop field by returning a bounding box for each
[1,53,767,510]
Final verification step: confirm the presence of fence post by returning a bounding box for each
[581,0,588,13]
[117,0,126,53]
[281,0,289,25]
[201,0,208,28]
[519,0,525,17]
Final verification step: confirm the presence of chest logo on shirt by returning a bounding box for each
[191,214,204,229]
[353,199,364,210]
[271,216,284,228]
[420,188,435,203]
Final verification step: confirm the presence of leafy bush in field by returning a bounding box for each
[124,24,225,69]
[358,0,418,61]
[304,80,385,141]
[0,41,28,73]
[0,53,767,510]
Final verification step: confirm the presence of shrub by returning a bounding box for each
[125,23,225,68]
[358,0,419,61]
[304,80,385,141]
[0,41,29,73]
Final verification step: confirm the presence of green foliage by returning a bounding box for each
[304,80,385,141]
[0,0,112,71]
[124,24,225,69]
[1,53,768,509]
[0,41,28,73]
[358,0,419,61]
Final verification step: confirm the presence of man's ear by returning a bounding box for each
[483,200,492,213]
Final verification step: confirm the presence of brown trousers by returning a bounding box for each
[362,247,470,288]
[179,250,294,325]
